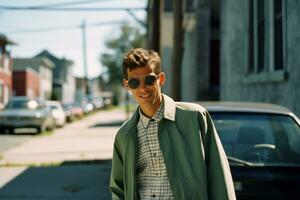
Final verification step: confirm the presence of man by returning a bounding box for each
[110,48,236,200]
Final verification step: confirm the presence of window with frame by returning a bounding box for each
[247,0,284,74]
[274,0,283,70]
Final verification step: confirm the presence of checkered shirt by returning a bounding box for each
[137,103,173,200]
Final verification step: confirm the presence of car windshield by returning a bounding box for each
[48,105,58,110]
[210,112,300,166]
[6,100,41,110]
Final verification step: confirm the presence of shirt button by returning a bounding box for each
[156,173,159,176]
[152,194,156,198]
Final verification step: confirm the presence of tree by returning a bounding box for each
[100,22,145,105]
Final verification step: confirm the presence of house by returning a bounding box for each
[75,76,87,102]
[13,58,54,100]
[13,68,39,97]
[148,0,220,101]
[220,1,300,116]
[34,50,75,104]
[0,33,15,107]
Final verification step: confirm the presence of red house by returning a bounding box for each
[0,33,15,108]
[13,68,39,98]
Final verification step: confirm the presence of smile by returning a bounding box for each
[140,94,151,98]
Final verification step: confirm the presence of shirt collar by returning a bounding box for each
[138,94,176,127]
[139,102,164,128]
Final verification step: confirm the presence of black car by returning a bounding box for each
[200,101,300,200]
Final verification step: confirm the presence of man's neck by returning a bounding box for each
[140,97,163,118]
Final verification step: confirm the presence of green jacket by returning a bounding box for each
[110,94,236,200]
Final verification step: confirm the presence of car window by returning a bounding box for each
[210,112,300,166]
[6,100,41,110]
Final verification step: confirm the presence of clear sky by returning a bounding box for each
[0,0,147,78]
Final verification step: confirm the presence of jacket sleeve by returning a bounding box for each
[110,133,125,200]
[198,110,236,200]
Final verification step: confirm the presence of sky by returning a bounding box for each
[0,0,147,78]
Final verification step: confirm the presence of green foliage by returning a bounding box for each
[100,22,145,85]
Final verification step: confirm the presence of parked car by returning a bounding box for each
[199,101,300,200]
[62,103,76,122]
[0,96,55,134]
[80,100,94,114]
[70,102,84,119]
[91,96,104,110]
[45,100,66,127]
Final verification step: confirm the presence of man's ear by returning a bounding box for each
[159,72,166,87]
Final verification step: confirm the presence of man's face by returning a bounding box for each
[124,65,165,108]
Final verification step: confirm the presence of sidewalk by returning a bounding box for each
[0,109,125,166]
[0,109,127,200]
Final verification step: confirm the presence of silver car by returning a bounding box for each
[0,96,55,134]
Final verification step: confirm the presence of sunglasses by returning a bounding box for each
[126,74,160,89]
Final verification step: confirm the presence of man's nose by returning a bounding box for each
[139,80,148,89]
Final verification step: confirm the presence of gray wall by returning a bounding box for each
[161,1,211,101]
[220,0,300,117]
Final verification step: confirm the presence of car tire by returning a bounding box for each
[8,128,14,135]
[37,124,46,134]
[47,123,55,131]
[0,127,5,134]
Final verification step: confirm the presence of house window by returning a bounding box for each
[274,0,283,70]
[248,0,254,73]
[257,0,265,72]
[247,0,284,74]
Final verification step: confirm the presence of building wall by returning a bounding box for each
[13,69,39,97]
[220,0,300,116]
[75,77,87,101]
[161,13,173,96]
[39,65,52,100]
[62,69,75,103]
[26,69,39,97]
[161,11,208,101]
[160,1,214,101]
[0,50,13,105]
[12,71,26,96]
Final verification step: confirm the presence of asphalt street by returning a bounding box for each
[0,108,128,200]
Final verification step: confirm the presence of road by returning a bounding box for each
[0,109,128,200]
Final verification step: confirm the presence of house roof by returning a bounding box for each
[13,57,55,71]
[34,50,73,68]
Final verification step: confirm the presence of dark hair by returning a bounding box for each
[123,48,161,79]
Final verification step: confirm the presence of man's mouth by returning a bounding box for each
[140,93,151,98]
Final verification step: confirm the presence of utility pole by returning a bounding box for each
[81,20,89,95]
[147,0,162,53]
[171,0,184,101]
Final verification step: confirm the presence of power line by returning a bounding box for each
[0,5,146,12]
[23,0,112,9]
[4,21,124,34]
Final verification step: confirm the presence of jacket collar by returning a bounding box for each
[162,94,176,121]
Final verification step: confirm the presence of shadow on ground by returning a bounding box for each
[0,160,112,200]
[90,120,125,128]
[0,128,48,136]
